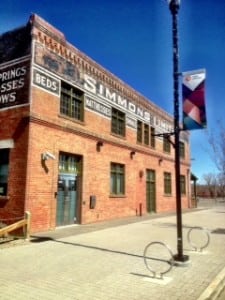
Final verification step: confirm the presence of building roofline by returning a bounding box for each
[30,13,175,124]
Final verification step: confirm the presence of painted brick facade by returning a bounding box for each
[0,14,191,233]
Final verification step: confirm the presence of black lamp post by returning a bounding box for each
[167,0,189,263]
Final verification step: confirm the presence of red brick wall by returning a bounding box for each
[0,90,191,233]
[0,106,30,222]
[24,111,191,232]
[0,96,191,233]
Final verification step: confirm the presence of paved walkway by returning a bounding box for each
[1,199,225,300]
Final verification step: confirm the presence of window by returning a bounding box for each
[164,172,172,195]
[179,141,185,159]
[110,163,125,195]
[150,127,155,148]
[144,124,150,145]
[59,152,82,176]
[111,108,125,137]
[60,81,84,121]
[163,136,171,153]
[137,120,142,143]
[180,175,186,194]
[0,149,9,196]
[137,121,151,146]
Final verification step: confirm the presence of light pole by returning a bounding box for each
[167,0,189,262]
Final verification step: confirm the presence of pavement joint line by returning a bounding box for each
[186,250,210,255]
[196,265,225,300]
[142,276,173,285]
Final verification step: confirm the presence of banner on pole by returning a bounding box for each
[182,69,207,130]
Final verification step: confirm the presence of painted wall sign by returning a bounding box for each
[33,68,60,95]
[85,96,111,118]
[0,59,30,109]
[0,25,31,64]
[34,42,173,133]
[126,116,137,129]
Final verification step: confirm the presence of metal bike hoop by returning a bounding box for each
[187,226,210,252]
[143,241,174,278]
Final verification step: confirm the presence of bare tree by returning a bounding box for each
[202,173,217,198]
[208,121,225,175]
[216,173,225,199]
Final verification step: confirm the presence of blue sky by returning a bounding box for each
[1,0,225,183]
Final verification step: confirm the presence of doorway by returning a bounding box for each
[146,169,156,213]
[56,153,82,226]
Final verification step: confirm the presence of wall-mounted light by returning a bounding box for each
[42,151,56,161]
[158,157,163,165]
[130,151,136,159]
[139,170,144,178]
[96,141,104,152]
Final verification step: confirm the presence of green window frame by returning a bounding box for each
[180,175,186,195]
[110,163,125,195]
[164,172,172,195]
[137,121,151,146]
[60,81,84,121]
[0,149,9,196]
[179,141,185,159]
[59,152,82,176]
[150,127,155,148]
[144,124,150,145]
[137,120,142,143]
[163,136,171,153]
[111,108,125,137]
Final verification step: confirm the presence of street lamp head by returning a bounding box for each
[167,0,181,14]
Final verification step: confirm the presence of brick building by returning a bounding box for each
[0,14,191,233]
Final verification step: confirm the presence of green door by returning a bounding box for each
[57,173,77,226]
[56,153,81,226]
[146,169,156,213]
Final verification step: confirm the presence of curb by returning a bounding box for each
[197,266,225,300]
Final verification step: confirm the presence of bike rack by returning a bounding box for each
[143,241,174,279]
[187,226,210,252]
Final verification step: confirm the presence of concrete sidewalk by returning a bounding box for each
[1,199,225,300]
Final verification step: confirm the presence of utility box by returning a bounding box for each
[90,195,96,209]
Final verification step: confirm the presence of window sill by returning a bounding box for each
[0,196,9,200]
[163,151,171,155]
[0,196,9,207]
[110,133,126,140]
[58,114,85,126]
[109,195,126,198]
